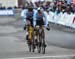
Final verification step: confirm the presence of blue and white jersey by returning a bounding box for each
[21,9,37,25]
[21,9,27,23]
[33,11,48,27]
[36,12,44,20]
[26,10,34,19]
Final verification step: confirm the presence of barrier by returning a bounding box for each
[47,11,75,28]
[0,10,14,16]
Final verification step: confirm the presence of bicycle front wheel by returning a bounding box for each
[42,42,45,54]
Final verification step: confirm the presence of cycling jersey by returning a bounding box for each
[33,11,48,27]
[36,12,44,26]
[21,9,37,27]
[36,12,44,20]
[26,11,34,19]
[21,9,48,27]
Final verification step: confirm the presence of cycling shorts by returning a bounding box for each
[26,17,33,27]
[36,19,44,26]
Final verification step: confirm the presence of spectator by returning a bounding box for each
[56,5,62,14]
[7,7,12,10]
[66,4,72,14]
[66,0,72,4]
[24,0,75,14]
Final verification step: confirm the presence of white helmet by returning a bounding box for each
[37,7,43,11]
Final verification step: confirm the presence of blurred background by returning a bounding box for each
[0,0,75,59]
[0,0,75,9]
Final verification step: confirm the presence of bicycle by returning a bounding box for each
[35,25,46,54]
[26,24,35,52]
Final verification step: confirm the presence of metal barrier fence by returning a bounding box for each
[0,9,75,29]
[45,11,75,29]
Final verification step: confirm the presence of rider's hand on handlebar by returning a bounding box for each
[23,25,26,30]
[46,24,50,31]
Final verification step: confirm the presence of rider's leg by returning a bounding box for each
[34,30,38,46]
[42,26,46,47]
[34,26,39,46]
[25,20,30,40]
[42,26,45,42]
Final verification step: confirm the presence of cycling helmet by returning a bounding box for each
[37,7,43,12]
[27,6,33,11]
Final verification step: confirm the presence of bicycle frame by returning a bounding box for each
[26,24,35,52]
[28,25,34,41]
[36,25,45,54]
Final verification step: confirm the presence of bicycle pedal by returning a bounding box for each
[33,46,36,49]
[44,44,47,47]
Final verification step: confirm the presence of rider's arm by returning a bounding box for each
[43,12,48,27]
[21,9,27,24]
[33,10,37,27]
[23,10,28,24]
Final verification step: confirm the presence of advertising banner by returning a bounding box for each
[0,10,14,16]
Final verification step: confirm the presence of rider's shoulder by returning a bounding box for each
[22,9,28,13]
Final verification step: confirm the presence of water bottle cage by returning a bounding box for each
[39,28,42,34]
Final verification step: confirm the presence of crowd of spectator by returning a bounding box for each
[0,6,18,10]
[0,6,6,10]
[0,0,75,14]
[25,0,75,14]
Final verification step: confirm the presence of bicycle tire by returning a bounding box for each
[42,31,45,54]
[28,40,32,52]
[32,35,35,52]
[42,42,45,54]
[38,28,42,53]
[29,44,31,52]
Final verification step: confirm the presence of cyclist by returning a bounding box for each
[33,7,50,47]
[23,7,33,29]
[21,6,37,41]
